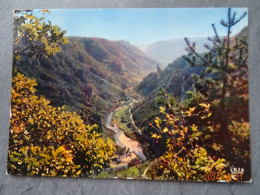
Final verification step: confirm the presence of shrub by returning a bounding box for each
[147,103,227,181]
[8,73,115,177]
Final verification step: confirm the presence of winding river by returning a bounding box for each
[105,104,147,162]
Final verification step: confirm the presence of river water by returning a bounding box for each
[105,109,147,162]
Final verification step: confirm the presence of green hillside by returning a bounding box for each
[17,37,159,129]
[132,26,249,157]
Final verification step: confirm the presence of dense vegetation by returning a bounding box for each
[8,8,250,181]
[8,10,115,177]
[133,56,204,131]
[137,8,250,181]
[8,73,115,176]
[147,99,227,181]
[112,105,137,140]
[17,36,159,128]
[132,54,206,159]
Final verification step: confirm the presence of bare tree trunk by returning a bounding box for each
[219,8,232,155]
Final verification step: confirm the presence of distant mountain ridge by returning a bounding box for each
[142,37,208,67]
[133,26,248,131]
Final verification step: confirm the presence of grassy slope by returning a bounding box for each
[112,105,137,140]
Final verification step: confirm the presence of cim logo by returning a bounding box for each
[230,167,244,180]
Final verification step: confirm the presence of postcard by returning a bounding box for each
[8,8,250,182]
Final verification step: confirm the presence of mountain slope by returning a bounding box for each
[136,56,202,98]
[69,37,159,85]
[133,26,248,131]
[132,56,203,130]
[17,37,159,127]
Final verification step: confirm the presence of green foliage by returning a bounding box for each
[8,73,115,177]
[13,10,69,62]
[134,57,203,144]
[9,10,118,177]
[182,10,250,181]
[183,9,249,169]
[112,105,136,140]
[97,160,153,179]
[183,8,248,124]
[147,8,250,181]
[136,56,200,97]
[155,88,177,112]
[228,121,250,174]
[132,97,158,130]
[147,95,227,181]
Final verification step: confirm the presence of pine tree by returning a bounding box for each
[183,8,248,152]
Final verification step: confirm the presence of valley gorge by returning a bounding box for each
[14,25,249,179]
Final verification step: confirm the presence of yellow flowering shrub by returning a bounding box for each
[8,73,115,177]
[13,10,69,61]
[147,103,227,181]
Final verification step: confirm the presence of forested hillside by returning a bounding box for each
[9,10,116,177]
[133,55,204,135]
[132,25,249,164]
[8,8,250,181]
[16,36,159,127]
[134,26,248,128]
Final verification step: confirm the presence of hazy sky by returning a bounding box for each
[33,8,248,45]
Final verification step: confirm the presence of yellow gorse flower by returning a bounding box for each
[191,124,198,132]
